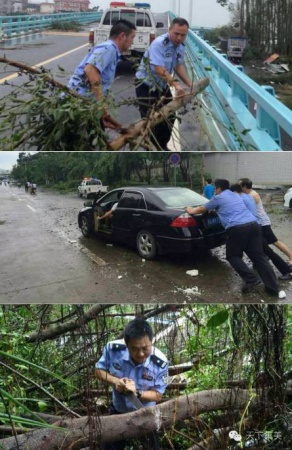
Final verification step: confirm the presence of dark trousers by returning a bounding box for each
[135,81,175,150]
[102,405,160,450]
[261,231,291,275]
[226,222,279,293]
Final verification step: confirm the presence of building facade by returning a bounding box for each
[203,153,292,186]
[0,0,29,15]
[54,0,90,12]
[0,0,14,15]
[40,2,55,13]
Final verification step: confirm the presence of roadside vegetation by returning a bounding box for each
[49,20,83,32]
[0,304,291,449]
[10,152,207,194]
[208,1,292,109]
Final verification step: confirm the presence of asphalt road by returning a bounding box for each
[1,183,291,304]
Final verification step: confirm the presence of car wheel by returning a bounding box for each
[136,229,157,260]
[80,216,93,237]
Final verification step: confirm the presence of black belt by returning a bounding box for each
[228,221,258,230]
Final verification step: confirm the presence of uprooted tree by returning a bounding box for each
[0,57,209,151]
[0,304,291,449]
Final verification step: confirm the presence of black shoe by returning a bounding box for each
[241,279,262,292]
[278,273,292,280]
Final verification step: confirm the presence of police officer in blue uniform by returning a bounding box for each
[186,179,281,296]
[96,318,168,449]
[135,17,193,150]
[68,20,136,130]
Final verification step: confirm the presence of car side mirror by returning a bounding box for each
[84,200,93,207]
[156,22,164,28]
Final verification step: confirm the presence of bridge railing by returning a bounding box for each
[0,12,102,38]
[169,13,292,151]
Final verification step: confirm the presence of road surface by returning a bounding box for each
[0,183,291,304]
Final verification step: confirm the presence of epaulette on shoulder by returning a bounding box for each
[163,37,170,45]
[151,354,167,368]
[110,343,126,351]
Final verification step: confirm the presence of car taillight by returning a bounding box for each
[170,214,198,227]
[89,29,94,47]
[150,32,155,44]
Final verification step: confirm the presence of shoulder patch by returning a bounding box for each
[110,343,126,351]
[163,37,170,45]
[151,354,167,368]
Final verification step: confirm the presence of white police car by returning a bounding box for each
[89,2,164,59]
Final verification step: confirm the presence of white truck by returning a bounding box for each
[227,36,248,62]
[89,2,164,60]
[77,178,108,199]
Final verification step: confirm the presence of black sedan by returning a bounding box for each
[77,187,226,260]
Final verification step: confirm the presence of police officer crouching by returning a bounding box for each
[96,318,168,449]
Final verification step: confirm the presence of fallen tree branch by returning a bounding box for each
[0,56,209,151]
[108,78,210,151]
[26,304,113,342]
[0,389,259,449]
[0,56,82,99]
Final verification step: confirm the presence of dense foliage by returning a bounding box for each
[0,304,291,449]
[10,152,206,192]
[217,0,292,56]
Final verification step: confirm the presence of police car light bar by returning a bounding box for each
[110,2,151,8]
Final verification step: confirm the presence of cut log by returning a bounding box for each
[108,78,210,151]
[0,389,259,449]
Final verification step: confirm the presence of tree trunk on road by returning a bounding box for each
[108,78,210,151]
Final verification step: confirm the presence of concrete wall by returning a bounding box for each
[203,152,292,186]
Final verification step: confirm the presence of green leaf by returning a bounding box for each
[38,400,47,412]
[206,310,229,328]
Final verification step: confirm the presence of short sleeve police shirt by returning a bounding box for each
[204,189,258,229]
[68,40,121,95]
[96,339,168,413]
[136,33,185,89]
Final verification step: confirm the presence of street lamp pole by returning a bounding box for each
[188,0,193,26]
[172,0,176,14]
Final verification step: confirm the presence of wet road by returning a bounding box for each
[0,184,291,304]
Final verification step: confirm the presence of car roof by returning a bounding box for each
[116,186,190,191]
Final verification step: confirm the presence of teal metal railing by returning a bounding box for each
[0,12,102,37]
[169,14,292,150]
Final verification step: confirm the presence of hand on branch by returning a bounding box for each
[102,112,122,130]
[172,81,187,97]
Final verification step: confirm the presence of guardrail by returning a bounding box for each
[169,14,292,151]
[0,12,102,38]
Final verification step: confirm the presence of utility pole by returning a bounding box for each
[189,0,193,26]
[172,0,176,14]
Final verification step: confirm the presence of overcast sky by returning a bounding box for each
[29,1,233,27]
[88,1,234,27]
[0,152,21,170]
